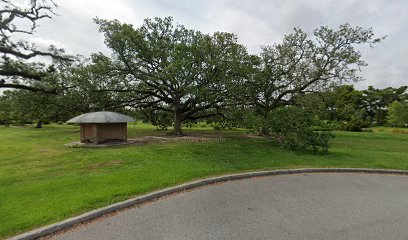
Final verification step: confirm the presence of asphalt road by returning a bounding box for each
[52,173,408,240]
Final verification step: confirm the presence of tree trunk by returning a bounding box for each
[260,109,270,136]
[260,126,270,136]
[173,110,183,136]
[4,120,10,127]
[35,121,43,128]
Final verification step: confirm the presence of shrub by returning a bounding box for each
[265,106,334,154]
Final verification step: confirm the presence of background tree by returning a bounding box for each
[0,89,60,127]
[323,85,363,121]
[0,56,94,128]
[294,84,408,131]
[361,86,408,126]
[0,0,72,93]
[388,101,408,127]
[62,54,133,114]
[316,85,368,131]
[94,17,253,135]
[0,92,12,126]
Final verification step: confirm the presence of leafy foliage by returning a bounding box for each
[256,106,334,153]
[93,17,254,135]
[302,85,408,131]
[0,89,73,126]
[0,8,393,153]
[0,0,72,93]
[235,25,383,138]
[244,25,382,114]
[388,101,408,127]
[361,86,408,125]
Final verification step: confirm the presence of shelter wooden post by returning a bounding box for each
[92,123,98,145]
[80,125,85,142]
[123,123,127,141]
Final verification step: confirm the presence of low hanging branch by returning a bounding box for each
[0,80,57,93]
[0,0,73,94]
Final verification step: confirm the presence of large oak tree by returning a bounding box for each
[95,17,253,135]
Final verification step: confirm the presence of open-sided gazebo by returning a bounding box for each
[67,111,134,144]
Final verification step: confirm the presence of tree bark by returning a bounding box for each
[173,110,183,136]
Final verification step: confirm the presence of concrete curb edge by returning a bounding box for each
[8,168,408,240]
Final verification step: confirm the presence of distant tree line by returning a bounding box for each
[4,0,406,154]
[299,85,408,131]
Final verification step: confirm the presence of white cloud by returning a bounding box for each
[29,37,72,54]
[13,0,408,88]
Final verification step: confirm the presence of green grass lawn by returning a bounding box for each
[0,124,407,238]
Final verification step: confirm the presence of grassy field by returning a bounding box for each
[0,123,408,238]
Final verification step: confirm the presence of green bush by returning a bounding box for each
[311,119,337,131]
[265,106,334,154]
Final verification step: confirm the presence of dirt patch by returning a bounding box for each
[65,134,223,148]
[142,135,218,143]
[65,140,145,148]
[390,129,408,134]
[237,134,265,139]
[124,134,223,144]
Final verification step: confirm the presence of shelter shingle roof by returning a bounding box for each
[67,111,134,123]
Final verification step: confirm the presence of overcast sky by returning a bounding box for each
[29,0,408,89]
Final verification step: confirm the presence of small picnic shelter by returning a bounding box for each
[67,111,134,144]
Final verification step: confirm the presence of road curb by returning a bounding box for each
[8,168,408,240]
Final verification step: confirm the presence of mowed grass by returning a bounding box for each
[0,124,408,238]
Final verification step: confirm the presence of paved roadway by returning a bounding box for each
[52,173,408,240]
